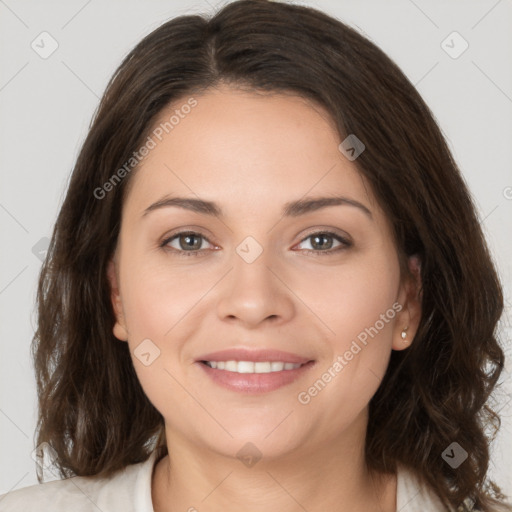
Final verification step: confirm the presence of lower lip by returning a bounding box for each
[196,361,316,393]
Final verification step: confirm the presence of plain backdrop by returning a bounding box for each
[1,0,511,501]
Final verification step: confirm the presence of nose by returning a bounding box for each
[215,246,295,329]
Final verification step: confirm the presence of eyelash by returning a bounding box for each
[159,230,352,258]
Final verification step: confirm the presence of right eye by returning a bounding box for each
[160,231,216,257]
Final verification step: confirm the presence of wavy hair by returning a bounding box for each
[31,1,510,510]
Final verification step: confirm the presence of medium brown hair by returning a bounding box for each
[31,1,510,510]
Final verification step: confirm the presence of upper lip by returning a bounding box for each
[196,348,313,364]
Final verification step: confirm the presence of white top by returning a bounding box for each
[0,450,471,511]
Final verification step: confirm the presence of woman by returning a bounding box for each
[1,1,510,511]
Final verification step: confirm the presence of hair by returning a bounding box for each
[31,0,510,510]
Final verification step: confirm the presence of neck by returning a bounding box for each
[151,409,397,512]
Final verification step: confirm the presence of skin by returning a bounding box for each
[107,84,422,512]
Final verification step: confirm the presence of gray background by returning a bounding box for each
[1,0,511,501]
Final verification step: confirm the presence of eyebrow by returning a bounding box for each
[141,194,373,220]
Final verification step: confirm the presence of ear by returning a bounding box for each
[106,256,129,342]
[392,254,422,351]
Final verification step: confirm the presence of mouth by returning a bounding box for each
[194,347,316,393]
[196,347,312,365]
[199,360,307,373]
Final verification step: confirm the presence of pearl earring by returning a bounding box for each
[401,327,409,343]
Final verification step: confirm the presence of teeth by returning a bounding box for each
[205,360,303,373]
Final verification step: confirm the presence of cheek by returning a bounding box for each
[120,259,206,340]
[304,250,400,408]
[337,269,398,347]
[118,262,203,419]
[295,249,400,351]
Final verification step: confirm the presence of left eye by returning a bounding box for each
[294,231,351,255]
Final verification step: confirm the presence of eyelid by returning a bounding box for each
[160,228,351,248]
[159,226,216,244]
[292,230,352,256]
[296,226,353,245]
[159,229,217,251]
[159,224,354,257]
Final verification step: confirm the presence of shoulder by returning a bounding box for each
[396,463,448,511]
[0,476,97,512]
[397,465,511,512]
[458,501,512,512]
[457,497,482,511]
[0,451,158,512]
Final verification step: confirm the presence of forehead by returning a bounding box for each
[122,86,377,220]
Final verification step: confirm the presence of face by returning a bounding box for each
[107,85,421,461]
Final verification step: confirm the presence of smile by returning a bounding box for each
[197,360,316,393]
[202,360,303,373]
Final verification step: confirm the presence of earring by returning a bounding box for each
[401,327,409,343]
